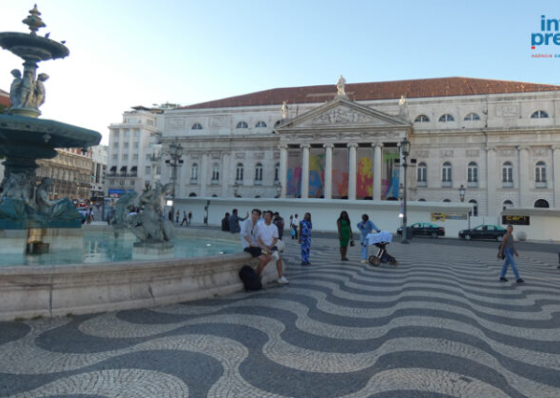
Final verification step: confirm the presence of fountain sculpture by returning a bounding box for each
[0,5,101,251]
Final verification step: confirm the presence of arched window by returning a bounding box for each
[255,121,267,128]
[443,199,451,202]
[417,162,427,185]
[274,163,280,182]
[236,121,248,129]
[191,123,203,130]
[191,163,198,182]
[442,162,452,183]
[188,192,197,197]
[536,161,547,183]
[418,198,426,202]
[502,162,513,185]
[503,200,514,211]
[236,163,244,182]
[414,115,430,123]
[467,162,478,183]
[535,199,550,208]
[464,113,480,121]
[531,110,549,119]
[211,163,220,183]
[438,114,455,122]
[468,199,478,217]
[254,163,263,184]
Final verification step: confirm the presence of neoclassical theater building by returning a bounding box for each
[161,77,560,218]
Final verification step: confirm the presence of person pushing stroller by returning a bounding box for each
[357,214,380,263]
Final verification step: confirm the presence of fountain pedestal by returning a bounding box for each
[132,242,175,261]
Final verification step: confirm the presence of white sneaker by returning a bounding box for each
[360,259,367,264]
[278,276,289,284]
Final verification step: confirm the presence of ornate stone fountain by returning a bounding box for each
[0,5,101,251]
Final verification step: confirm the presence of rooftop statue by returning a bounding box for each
[336,75,347,96]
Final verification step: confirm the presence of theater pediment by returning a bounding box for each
[276,98,410,131]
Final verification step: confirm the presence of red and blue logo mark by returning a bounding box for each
[531,16,560,49]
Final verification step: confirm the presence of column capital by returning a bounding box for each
[347,143,358,149]
[323,143,334,149]
[551,145,560,151]
[371,142,384,148]
[279,144,288,150]
[485,146,497,153]
[300,143,311,149]
[516,145,530,152]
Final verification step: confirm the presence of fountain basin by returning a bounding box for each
[0,227,280,321]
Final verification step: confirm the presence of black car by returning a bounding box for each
[397,222,445,238]
[458,224,507,241]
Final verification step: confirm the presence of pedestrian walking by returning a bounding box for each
[337,211,353,261]
[180,211,188,226]
[498,225,524,283]
[357,214,379,263]
[299,212,312,265]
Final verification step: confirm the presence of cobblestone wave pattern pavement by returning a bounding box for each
[1,237,560,397]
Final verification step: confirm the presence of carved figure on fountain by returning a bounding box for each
[130,182,175,244]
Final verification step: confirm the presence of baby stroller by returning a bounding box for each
[366,231,398,267]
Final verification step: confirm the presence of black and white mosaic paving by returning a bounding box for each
[1,237,560,397]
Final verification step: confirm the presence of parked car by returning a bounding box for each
[458,224,507,241]
[397,222,445,238]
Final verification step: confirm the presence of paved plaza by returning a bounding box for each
[1,235,560,397]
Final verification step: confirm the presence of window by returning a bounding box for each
[192,123,203,130]
[443,199,451,202]
[531,110,549,119]
[236,163,244,182]
[211,163,220,183]
[255,121,267,128]
[502,162,513,184]
[134,129,140,137]
[438,114,455,122]
[536,161,547,182]
[113,142,119,148]
[274,163,280,182]
[145,166,151,175]
[134,142,139,149]
[236,121,248,129]
[535,199,550,208]
[191,163,198,181]
[442,162,452,182]
[414,115,430,123]
[417,162,427,185]
[468,199,478,217]
[112,154,118,161]
[418,198,426,202]
[133,154,138,161]
[122,154,128,161]
[467,162,478,183]
[254,163,263,183]
[464,113,480,121]
[503,200,514,211]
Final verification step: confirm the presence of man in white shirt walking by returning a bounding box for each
[256,210,289,284]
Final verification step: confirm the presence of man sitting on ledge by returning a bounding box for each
[257,210,288,284]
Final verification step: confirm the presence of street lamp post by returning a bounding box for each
[459,184,466,202]
[275,181,282,198]
[400,138,411,244]
[164,139,184,222]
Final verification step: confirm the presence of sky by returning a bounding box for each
[1,0,559,145]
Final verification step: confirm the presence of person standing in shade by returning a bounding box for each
[299,212,312,265]
[229,208,248,233]
[357,214,379,264]
[498,225,524,283]
[290,214,299,240]
[272,212,285,240]
[188,211,192,226]
[337,211,353,261]
[175,210,180,223]
[221,212,230,231]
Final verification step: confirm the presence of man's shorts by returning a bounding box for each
[244,247,262,257]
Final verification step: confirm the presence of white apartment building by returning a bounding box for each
[90,145,108,202]
[158,76,560,220]
[106,106,165,197]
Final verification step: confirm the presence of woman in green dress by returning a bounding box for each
[337,211,353,261]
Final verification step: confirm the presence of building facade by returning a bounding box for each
[90,145,108,202]
[106,106,164,197]
[154,77,560,219]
